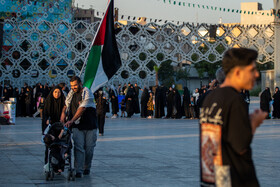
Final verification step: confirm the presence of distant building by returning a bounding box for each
[241,2,274,25]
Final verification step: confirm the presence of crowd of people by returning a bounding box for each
[1,78,254,123]
[0,82,69,118]
[0,47,274,185]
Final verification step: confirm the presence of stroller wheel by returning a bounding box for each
[45,172,50,181]
[71,172,75,181]
[67,169,75,181]
[50,171,54,180]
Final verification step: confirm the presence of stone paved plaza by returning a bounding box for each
[0,97,279,187]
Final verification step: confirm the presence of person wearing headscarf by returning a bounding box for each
[42,86,65,133]
[182,87,191,118]
[172,89,182,119]
[125,85,135,118]
[260,87,271,117]
[25,87,33,117]
[154,85,165,118]
[140,86,149,118]
[133,83,141,114]
[165,86,174,118]
[109,85,119,118]
[42,86,65,164]
[96,89,107,136]
[273,87,280,119]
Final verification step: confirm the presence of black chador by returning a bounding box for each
[165,87,173,118]
[125,86,135,118]
[273,88,280,118]
[260,87,271,113]
[182,87,190,118]
[140,87,149,118]
[172,89,182,119]
[109,86,119,116]
[154,86,165,118]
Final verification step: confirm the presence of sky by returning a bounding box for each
[75,0,274,24]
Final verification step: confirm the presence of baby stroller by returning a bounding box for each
[43,122,75,181]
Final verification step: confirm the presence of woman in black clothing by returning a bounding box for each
[25,87,33,117]
[140,87,149,118]
[96,89,107,136]
[182,87,191,118]
[42,86,65,164]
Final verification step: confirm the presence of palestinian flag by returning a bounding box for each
[83,0,121,93]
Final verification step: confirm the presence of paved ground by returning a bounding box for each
[0,97,279,187]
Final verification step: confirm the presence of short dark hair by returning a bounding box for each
[222,48,258,75]
[70,76,81,83]
[43,134,53,146]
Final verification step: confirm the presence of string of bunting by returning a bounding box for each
[162,0,276,17]
[94,10,189,25]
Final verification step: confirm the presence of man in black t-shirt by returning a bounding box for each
[61,76,97,178]
[200,48,267,187]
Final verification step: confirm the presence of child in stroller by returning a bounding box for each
[43,122,75,180]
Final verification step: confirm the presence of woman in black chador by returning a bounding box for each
[42,86,65,164]
[172,89,182,119]
[165,87,173,118]
[154,86,165,118]
[140,87,149,118]
[273,87,280,119]
[125,85,135,118]
[182,87,191,118]
[260,87,271,116]
[109,85,119,118]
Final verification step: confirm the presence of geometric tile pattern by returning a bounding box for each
[0,20,274,88]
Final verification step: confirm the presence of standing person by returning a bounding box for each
[165,86,173,119]
[96,89,107,136]
[109,85,119,118]
[260,87,271,118]
[172,89,182,119]
[182,87,191,118]
[18,87,26,116]
[147,91,154,119]
[134,83,141,114]
[25,87,33,117]
[154,86,165,118]
[200,48,267,187]
[42,86,65,164]
[140,87,149,118]
[61,76,97,178]
[240,89,250,111]
[13,87,20,117]
[119,99,126,117]
[189,96,196,119]
[2,88,10,101]
[272,87,280,119]
[125,85,135,118]
[193,88,200,118]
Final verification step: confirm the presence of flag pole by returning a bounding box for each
[79,0,112,77]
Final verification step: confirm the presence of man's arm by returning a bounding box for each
[250,109,267,135]
[64,107,86,128]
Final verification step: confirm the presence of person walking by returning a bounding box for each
[42,86,65,164]
[62,76,97,178]
[200,48,267,187]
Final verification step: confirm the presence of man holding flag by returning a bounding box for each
[61,0,121,178]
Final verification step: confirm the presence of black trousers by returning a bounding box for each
[97,114,105,134]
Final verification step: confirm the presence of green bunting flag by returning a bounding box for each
[162,0,273,17]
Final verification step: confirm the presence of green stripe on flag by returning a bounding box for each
[83,45,102,89]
